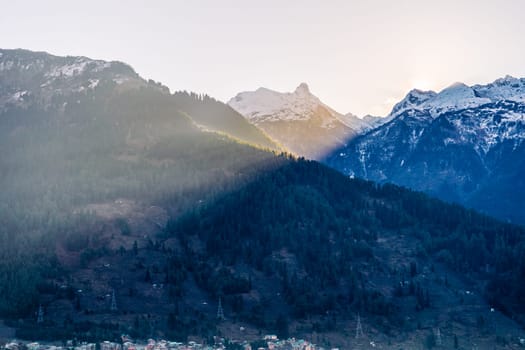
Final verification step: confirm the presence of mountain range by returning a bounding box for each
[228,83,382,159]
[324,76,525,224]
[2,49,525,348]
[226,76,525,224]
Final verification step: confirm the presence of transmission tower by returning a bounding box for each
[110,289,118,312]
[37,305,44,323]
[217,297,225,320]
[435,327,442,346]
[355,313,364,339]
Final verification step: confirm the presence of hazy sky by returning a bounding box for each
[2,0,525,116]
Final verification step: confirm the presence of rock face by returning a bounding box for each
[325,76,525,224]
[228,83,381,159]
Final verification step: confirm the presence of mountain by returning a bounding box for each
[388,89,437,117]
[325,76,525,224]
[362,114,385,128]
[0,48,283,324]
[228,83,380,159]
[3,49,525,348]
[0,49,277,150]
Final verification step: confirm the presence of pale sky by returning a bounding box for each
[2,0,525,116]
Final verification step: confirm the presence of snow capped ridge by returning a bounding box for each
[294,82,311,95]
[0,48,138,81]
[493,75,519,85]
[0,48,150,112]
[361,114,385,129]
[438,82,472,96]
[426,82,490,116]
[326,75,525,225]
[228,83,387,159]
[363,74,525,162]
[389,89,437,117]
[336,112,374,130]
[228,82,383,131]
[228,83,331,123]
[390,75,525,120]
[255,86,274,93]
[408,88,438,97]
[473,75,525,103]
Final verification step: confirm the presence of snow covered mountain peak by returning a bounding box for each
[436,82,473,97]
[389,89,437,117]
[326,74,525,224]
[294,82,311,95]
[228,83,385,159]
[228,83,328,123]
[493,75,519,85]
[473,76,525,103]
[425,82,490,116]
[389,75,525,119]
[228,83,383,130]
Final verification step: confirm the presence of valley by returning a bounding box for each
[2,49,525,350]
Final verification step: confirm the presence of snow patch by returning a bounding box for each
[0,60,15,71]
[9,90,28,102]
[46,60,85,77]
[425,83,490,116]
[88,79,99,89]
[113,77,129,85]
[91,61,112,72]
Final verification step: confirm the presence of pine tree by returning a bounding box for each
[110,289,118,312]
[133,240,138,255]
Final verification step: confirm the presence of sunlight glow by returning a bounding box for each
[410,78,434,91]
[1,0,525,117]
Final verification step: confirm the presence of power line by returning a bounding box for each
[435,327,442,346]
[355,313,364,339]
[37,305,44,324]
[110,289,118,312]
[217,297,225,320]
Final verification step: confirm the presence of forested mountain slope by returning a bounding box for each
[2,50,525,348]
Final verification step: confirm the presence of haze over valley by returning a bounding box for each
[2,1,525,349]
